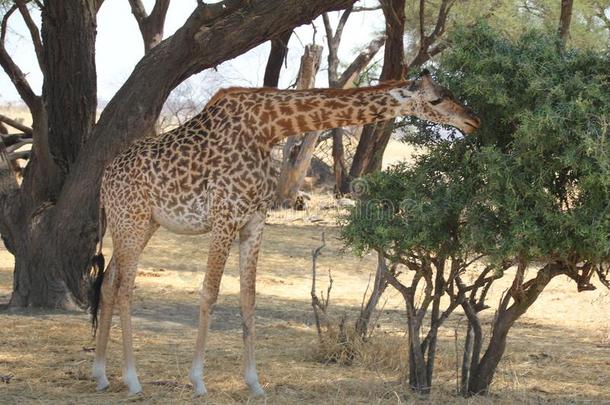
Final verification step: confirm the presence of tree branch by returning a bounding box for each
[128,0,171,53]
[16,0,44,71]
[337,36,384,88]
[0,47,40,112]
[352,5,382,12]
[263,29,292,87]
[128,0,148,26]
[0,114,32,134]
[334,6,352,43]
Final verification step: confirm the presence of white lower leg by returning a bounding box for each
[189,358,207,396]
[244,365,264,397]
[91,360,109,391]
[122,366,142,395]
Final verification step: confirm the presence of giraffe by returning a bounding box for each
[90,70,480,396]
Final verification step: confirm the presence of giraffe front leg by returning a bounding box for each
[190,222,237,396]
[239,212,266,397]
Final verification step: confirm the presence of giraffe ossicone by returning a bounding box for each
[90,71,480,396]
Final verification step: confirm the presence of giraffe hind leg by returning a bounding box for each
[92,257,117,391]
[114,220,158,395]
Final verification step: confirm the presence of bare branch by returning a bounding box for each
[16,0,44,72]
[352,5,382,12]
[322,13,333,45]
[128,0,171,53]
[337,36,384,88]
[0,4,41,111]
[311,232,327,339]
[334,6,352,43]
[0,115,32,134]
[128,0,148,26]
[1,4,18,44]
[0,50,40,111]
[6,139,32,154]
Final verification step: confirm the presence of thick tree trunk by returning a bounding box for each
[275,44,323,206]
[2,0,97,308]
[0,0,358,307]
[349,0,405,178]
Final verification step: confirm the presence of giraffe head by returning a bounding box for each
[390,70,481,134]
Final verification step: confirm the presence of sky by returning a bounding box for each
[0,0,384,106]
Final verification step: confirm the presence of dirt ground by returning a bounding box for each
[0,219,609,404]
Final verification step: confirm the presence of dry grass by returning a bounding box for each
[0,222,609,404]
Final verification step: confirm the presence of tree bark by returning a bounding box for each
[0,0,358,307]
[349,0,405,178]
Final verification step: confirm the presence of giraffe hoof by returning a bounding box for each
[249,383,265,398]
[192,380,208,397]
[124,379,142,395]
[95,379,110,392]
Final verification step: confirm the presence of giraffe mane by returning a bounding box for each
[204,80,410,109]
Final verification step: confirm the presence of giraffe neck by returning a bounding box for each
[207,82,412,146]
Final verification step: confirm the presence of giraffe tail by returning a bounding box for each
[89,205,107,337]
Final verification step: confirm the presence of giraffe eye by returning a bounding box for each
[429,98,443,106]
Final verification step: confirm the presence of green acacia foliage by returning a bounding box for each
[344,22,609,270]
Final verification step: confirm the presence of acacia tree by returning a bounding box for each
[0,0,357,308]
[434,23,610,395]
[343,22,609,396]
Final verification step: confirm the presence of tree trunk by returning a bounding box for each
[348,0,405,178]
[331,127,351,195]
[406,302,429,394]
[0,0,358,308]
[354,251,389,339]
[263,30,293,88]
[3,0,98,308]
[275,44,323,207]
[466,263,566,395]
[558,0,574,49]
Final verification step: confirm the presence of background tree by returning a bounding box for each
[0,0,357,308]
